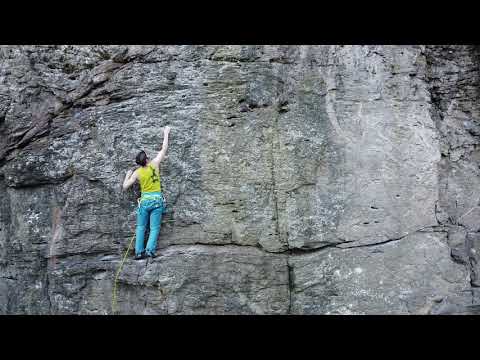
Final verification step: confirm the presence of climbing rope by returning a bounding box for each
[111,194,173,315]
[111,232,135,315]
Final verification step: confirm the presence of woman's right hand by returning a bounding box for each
[164,126,171,134]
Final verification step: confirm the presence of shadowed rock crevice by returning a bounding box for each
[425,45,480,296]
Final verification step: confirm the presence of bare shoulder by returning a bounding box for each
[131,168,140,179]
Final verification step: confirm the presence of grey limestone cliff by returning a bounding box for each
[0,45,479,314]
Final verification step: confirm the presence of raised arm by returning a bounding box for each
[122,168,138,191]
[151,126,171,167]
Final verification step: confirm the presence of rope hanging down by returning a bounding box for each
[111,233,135,315]
[111,195,174,315]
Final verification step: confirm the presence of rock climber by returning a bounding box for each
[122,126,171,260]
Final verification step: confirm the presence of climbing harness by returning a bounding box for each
[140,193,166,202]
[139,193,167,214]
[111,194,170,315]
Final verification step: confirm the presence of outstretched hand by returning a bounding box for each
[164,126,171,134]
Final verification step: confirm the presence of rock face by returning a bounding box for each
[0,45,479,314]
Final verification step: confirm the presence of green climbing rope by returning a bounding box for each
[111,233,135,315]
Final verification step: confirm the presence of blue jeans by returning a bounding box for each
[135,192,164,256]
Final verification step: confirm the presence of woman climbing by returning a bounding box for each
[122,126,171,260]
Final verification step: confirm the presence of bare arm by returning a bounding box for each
[151,126,171,167]
[122,168,138,190]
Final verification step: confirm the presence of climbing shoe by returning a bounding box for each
[146,252,156,259]
[134,252,146,260]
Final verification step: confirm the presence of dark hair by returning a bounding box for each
[136,150,148,167]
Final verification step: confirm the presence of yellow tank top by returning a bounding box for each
[137,164,161,193]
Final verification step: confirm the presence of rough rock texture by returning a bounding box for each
[0,45,479,314]
[290,231,469,314]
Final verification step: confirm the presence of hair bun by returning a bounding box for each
[135,151,147,166]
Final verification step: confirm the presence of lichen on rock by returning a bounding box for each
[0,45,479,314]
